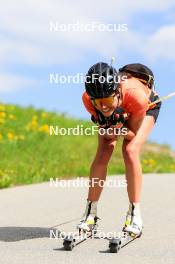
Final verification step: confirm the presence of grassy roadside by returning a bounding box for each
[0,103,175,189]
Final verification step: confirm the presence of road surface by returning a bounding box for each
[0,174,174,264]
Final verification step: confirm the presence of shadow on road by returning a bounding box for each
[0,227,60,242]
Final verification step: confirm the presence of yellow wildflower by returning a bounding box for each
[142,159,148,164]
[31,119,38,126]
[14,135,25,141]
[41,112,48,118]
[0,105,5,111]
[7,132,14,140]
[0,112,6,118]
[148,159,156,166]
[38,124,49,133]
[0,118,4,124]
[8,114,16,120]
[18,135,25,140]
[32,115,38,120]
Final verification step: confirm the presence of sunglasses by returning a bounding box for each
[91,94,116,108]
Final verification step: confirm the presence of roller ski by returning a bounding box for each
[63,201,99,251]
[109,203,143,253]
[109,230,142,253]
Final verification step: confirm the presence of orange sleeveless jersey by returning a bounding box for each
[82,78,150,118]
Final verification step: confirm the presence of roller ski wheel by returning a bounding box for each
[109,237,121,253]
[63,236,75,251]
[63,228,96,251]
[109,231,142,253]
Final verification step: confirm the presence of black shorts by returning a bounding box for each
[146,91,162,122]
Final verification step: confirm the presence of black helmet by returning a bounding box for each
[85,62,119,98]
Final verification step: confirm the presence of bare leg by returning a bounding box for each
[122,116,155,202]
[88,133,117,201]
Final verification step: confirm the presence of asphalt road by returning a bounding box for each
[0,174,175,264]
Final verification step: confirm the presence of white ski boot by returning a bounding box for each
[123,203,143,236]
[77,200,99,233]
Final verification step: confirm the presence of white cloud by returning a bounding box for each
[0,0,175,67]
[0,74,37,93]
[144,25,175,61]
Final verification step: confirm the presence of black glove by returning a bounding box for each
[91,110,110,128]
[109,110,126,128]
[91,108,127,129]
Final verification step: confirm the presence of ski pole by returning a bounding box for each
[110,56,116,67]
[149,91,175,109]
[123,91,175,119]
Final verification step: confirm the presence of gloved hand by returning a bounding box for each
[109,111,126,128]
[91,108,129,129]
[91,111,109,128]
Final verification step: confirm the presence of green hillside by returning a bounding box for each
[0,103,175,189]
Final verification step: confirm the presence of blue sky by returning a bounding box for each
[1,0,175,149]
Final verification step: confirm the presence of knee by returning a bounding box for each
[123,143,141,161]
[103,139,116,156]
[95,142,115,165]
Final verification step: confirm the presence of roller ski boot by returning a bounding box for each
[63,200,99,250]
[109,203,143,253]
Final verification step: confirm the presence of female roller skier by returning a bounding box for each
[77,62,161,236]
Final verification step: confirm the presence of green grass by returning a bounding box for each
[0,103,175,189]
